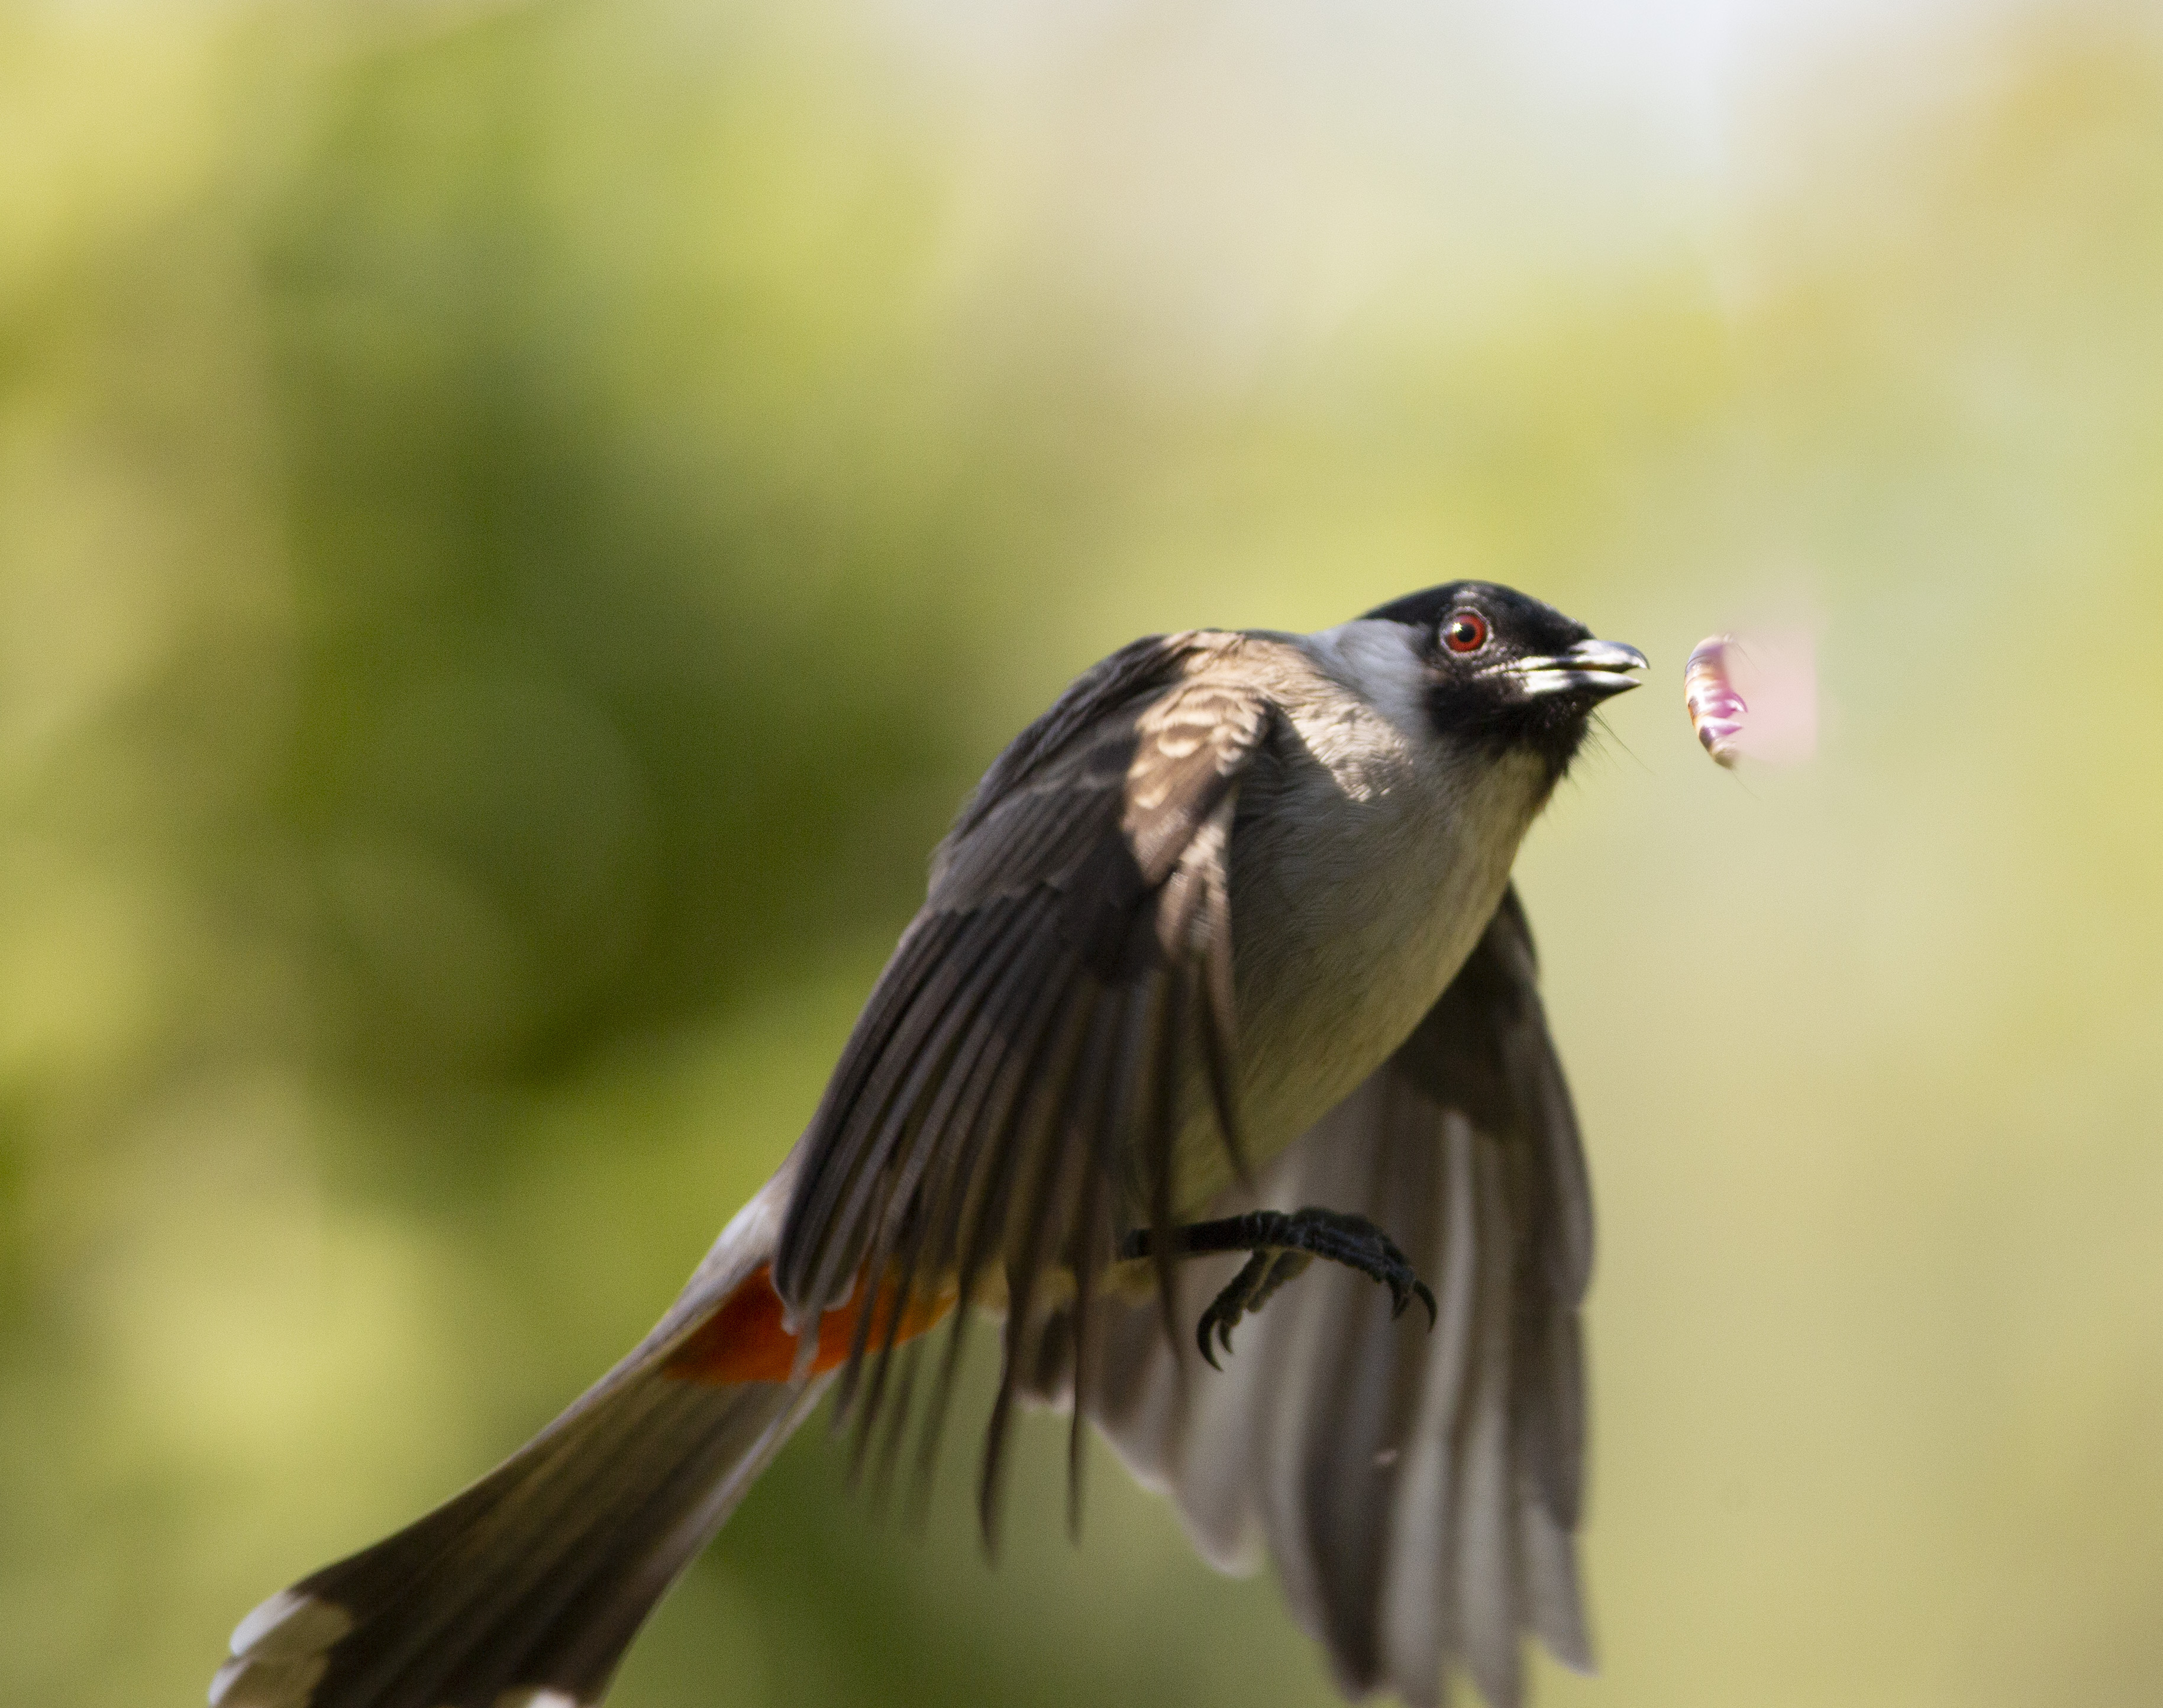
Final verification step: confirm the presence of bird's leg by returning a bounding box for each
[1118,1208,1438,1369]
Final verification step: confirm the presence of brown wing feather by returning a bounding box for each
[771,630,1282,1532]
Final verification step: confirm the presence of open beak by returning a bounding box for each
[1503,638,1648,700]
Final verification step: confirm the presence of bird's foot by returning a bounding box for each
[1120,1207,1437,1370]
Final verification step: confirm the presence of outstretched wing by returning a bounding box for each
[1084,887,1594,1708]
[772,628,1282,1531]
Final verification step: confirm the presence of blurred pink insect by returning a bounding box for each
[1684,634,1748,767]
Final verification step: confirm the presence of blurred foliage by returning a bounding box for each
[2,2,2161,1706]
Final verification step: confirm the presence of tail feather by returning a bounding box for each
[212,1175,826,1708]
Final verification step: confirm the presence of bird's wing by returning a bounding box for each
[1083,886,1593,1708]
[773,628,1283,1532]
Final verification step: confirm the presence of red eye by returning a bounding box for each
[1441,610,1490,654]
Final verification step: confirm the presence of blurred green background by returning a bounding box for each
[4,1,2161,1704]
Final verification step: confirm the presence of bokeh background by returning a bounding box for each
[5,1,2162,1704]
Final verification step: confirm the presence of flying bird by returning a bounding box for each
[213,582,1645,1708]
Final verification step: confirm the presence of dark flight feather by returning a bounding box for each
[771,631,1279,1532]
[1077,887,1594,1708]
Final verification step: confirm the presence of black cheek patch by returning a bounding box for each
[1424,677,1594,786]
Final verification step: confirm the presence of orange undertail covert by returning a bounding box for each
[663,1263,957,1385]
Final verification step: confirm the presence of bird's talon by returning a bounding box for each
[1170,1207,1436,1370]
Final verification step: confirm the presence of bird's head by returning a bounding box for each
[1361,580,1647,783]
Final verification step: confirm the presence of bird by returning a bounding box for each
[211,580,1645,1708]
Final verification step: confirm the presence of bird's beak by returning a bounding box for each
[1502,638,1648,700]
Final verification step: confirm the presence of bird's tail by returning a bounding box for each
[211,1163,944,1708]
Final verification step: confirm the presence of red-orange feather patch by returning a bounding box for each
[664,1263,955,1386]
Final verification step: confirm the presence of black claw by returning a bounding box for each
[1148,1207,1436,1370]
[1194,1248,1279,1369]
